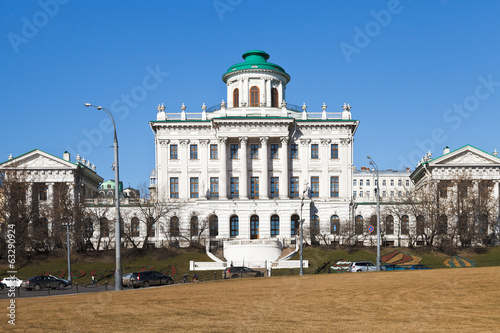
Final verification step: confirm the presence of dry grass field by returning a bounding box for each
[6,267,500,332]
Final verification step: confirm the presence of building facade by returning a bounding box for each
[148,50,358,254]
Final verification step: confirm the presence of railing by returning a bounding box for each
[307,112,344,119]
[271,260,309,269]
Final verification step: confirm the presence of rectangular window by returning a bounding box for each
[360,180,364,186]
[375,179,378,186]
[382,180,387,186]
[353,179,357,186]
[39,185,48,201]
[230,177,239,198]
[390,191,394,197]
[360,191,363,197]
[271,217,279,237]
[353,191,357,197]
[291,144,298,159]
[311,144,319,159]
[406,180,410,187]
[311,176,319,197]
[366,191,370,197]
[190,177,199,198]
[170,144,178,159]
[331,144,339,159]
[390,179,394,186]
[290,177,299,198]
[383,191,387,197]
[270,177,279,198]
[190,144,198,159]
[398,191,402,197]
[250,177,259,199]
[366,179,370,186]
[170,177,179,198]
[398,179,402,186]
[250,144,259,159]
[230,144,239,159]
[270,144,279,159]
[330,176,339,197]
[210,177,219,198]
[210,144,218,159]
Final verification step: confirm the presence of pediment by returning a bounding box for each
[1,150,76,170]
[432,146,500,166]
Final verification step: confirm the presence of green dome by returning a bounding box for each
[223,50,290,82]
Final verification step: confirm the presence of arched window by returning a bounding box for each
[291,214,300,236]
[458,214,468,234]
[416,215,425,235]
[190,216,199,237]
[355,215,364,235]
[311,215,320,236]
[271,87,279,107]
[230,215,239,237]
[250,86,260,106]
[250,215,259,239]
[385,215,394,235]
[147,218,156,237]
[331,215,340,235]
[209,215,218,237]
[401,215,409,235]
[370,215,377,234]
[170,216,180,237]
[271,215,279,237]
[478,214,488,235]
[131,217,140,237]
[84,217,94,238]
[100,218,110,238]
[437,215,447,235]
[233,88,239,107]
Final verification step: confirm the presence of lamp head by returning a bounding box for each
[84,103,91,107]
[367,156,371,160]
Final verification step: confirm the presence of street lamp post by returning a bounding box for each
[64,221,72,284]
[84,103,122,290]
[299,186,309,276]
[367,156,381,271]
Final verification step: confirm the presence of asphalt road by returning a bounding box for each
[0,283,129,299]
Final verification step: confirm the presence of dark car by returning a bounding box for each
[382,264,407,271]
[131,271,174,288]
[224,266,264,279]
[407,264,432,270]
[122,273,137,287]
[21,275,71,291]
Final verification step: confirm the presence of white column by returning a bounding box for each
[261,78,266,106]
[240,137,248,199]
[239,80,243,107]
[47,182,55,205]
[158,139,169,199]
[227,83,232,108]
[179,139,189,199]
[266,79,272,107]
[321,139,331,198]
[278,81,284,104]
[300,138,311,194]
[200,140,209,198]
[219,137,228,199]
[243,78,249,107]
[260,137,269,199]
[281,137,289,199]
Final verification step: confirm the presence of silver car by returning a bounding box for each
[348,261,377,272]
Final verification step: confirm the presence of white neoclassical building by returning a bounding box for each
[148,50,358,265]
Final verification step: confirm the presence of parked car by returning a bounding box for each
[1,276,23,288]
[224,266,264,279]
[407,264,432,270]
[347,261,377,273]
[122,273,137,287]
[382,264,407,271]
[131,271,174,288]
[21,275,71,291]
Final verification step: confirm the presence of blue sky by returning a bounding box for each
[1,0,500,189]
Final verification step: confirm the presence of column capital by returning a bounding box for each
[320,139,331,146]
[218,137,228,145]
[239,136,249,145]
[159,139,170,147]
[179,139,190,147]
[199,139,210,147]
[300,138,311,146]
[280,137,289,145]
[260,136,269,145]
